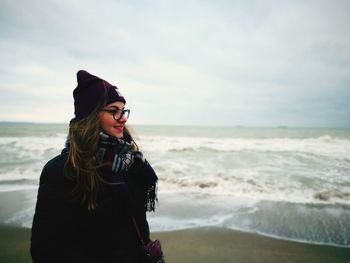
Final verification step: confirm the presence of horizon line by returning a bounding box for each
[0,121,349,129]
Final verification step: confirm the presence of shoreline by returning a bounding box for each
[151,227,350,263]
[1,225,350,263]
[1,189,350,248]
[228,228,350,249]
[154,226,350,249]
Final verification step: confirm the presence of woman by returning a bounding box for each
[31,70,159,262]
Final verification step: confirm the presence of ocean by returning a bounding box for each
[1,122,350,247]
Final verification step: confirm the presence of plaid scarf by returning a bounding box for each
[96,132,158,212]
[96,132,140,174]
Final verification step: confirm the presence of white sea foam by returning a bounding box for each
[1,133,349,204]
[146,193,350,247]
[4,207,35,228]
[0,136,65,186]
[0,136,65,158]
[139,135,350,160]
[0,184,38,192]
[1,125,350,246]
[133,134,350,205]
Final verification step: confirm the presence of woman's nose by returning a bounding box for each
[118,115,127,123]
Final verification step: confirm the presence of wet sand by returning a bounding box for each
[1,225,350,263]
[151,227,350,263]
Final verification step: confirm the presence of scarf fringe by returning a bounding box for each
[145,182,158,212]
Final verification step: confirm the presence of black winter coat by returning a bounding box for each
[31,149,157,263]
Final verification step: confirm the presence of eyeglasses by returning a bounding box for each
[101,108,130,121]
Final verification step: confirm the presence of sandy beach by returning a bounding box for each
[1,189,350,262]
[152,228,350,263]
[1,224,350,263]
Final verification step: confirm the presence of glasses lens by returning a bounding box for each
[114,109,130,120]
[113,110,122,120]
[123,110,130,119]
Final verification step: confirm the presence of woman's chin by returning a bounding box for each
[112,132,123,138]
[103,129,123,139]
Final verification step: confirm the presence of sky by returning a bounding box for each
[0,0,349,127]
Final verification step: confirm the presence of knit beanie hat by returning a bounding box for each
[73,70,126,120]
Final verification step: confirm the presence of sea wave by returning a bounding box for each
[156,164,350,205]
[0,132,349,205]
[0,178,38,192]
[147,194,350,247]
[0,178,38,185]
[140,135,350,161]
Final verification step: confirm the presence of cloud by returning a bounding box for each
[0,0,349,126]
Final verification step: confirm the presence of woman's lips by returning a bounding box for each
[114,126,124,133]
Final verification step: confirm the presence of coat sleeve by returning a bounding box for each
[30,157,91,263]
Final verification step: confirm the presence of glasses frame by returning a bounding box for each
[101,108,130,121]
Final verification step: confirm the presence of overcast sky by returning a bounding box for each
[1,0,349,127]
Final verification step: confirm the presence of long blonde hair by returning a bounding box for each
[64,109,137,211]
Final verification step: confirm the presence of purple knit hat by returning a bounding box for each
[73,70,126,120]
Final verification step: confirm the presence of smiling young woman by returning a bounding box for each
[30,70,161,262]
